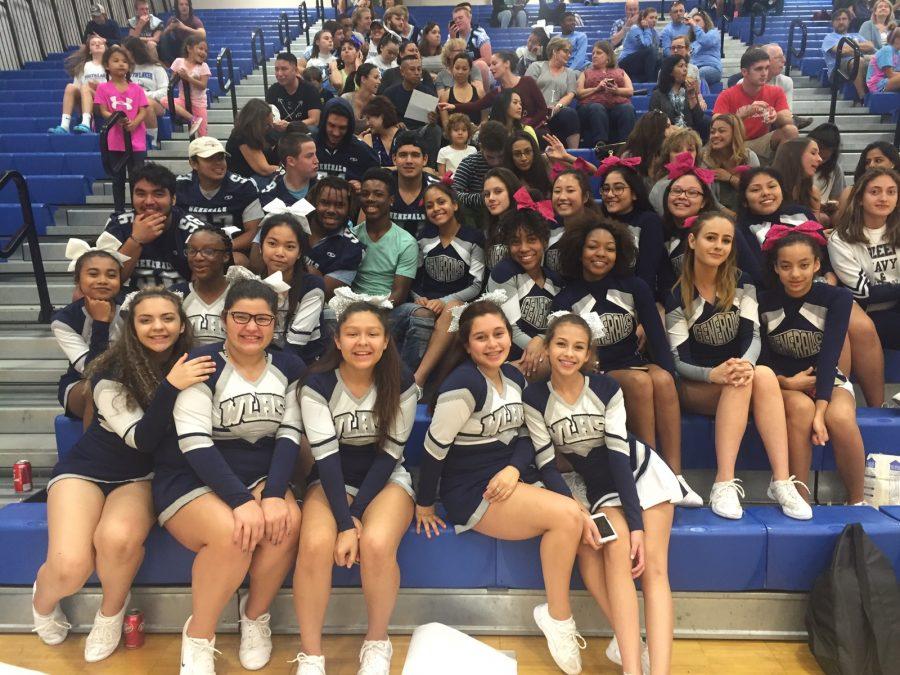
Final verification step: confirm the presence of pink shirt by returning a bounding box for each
[94,81,149,152]
[170,57,211,109]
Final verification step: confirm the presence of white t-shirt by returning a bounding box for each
[437,145,477,173]
[74,60,107,86]
[131,62,169,101]
[828,225,900,312]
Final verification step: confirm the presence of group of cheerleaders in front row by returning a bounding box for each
[34,148,899,675]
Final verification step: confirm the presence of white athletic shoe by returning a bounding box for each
[533,603,586,675]
[605,635,650,674]
[84,593,129,662]
[238,593,273,670]
[180,616,220,675]
[289,652,326,675]
[674,474,703,507]
[31,582,70,646]
[710,479,745,520]
[768,477,813,520]
[357,638,392,675]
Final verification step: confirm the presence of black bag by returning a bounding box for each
[805,523,900,675]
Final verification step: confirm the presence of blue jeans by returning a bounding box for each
[619,46,659,84]
[498,8,527,27]
[697,65,722,87]
[390,303,435,371]
[546,106,581,143]
[577,102,636,146]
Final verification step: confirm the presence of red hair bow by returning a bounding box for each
[550,157,593,181]
[761,220,827,251]
[665,151,715,185]
[514,186,556,222]
[596,154,641,178]
[441,171,454,186]
[680,215,699,230]
[733,164,751,174]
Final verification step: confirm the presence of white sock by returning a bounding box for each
[147,128,158,144]
[60,114,71,130]
[81,113,91,127]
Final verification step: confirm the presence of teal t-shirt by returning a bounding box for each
[351,221,419,297]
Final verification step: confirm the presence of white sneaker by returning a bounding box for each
[238,593,272,670]
[84,593,129,662]
[180,616,220,675]
[768,477,813,520]
[533,603,586,675]
[605,635,650,674]
[289,652,326,675]
[188,116,204,136]
[357,638,392,675]
[674,474,703,507]
[710,479,745,520]
[31,582,70,646]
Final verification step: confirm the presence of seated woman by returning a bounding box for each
[293,295,419,675]
[554,218,702,507]
[807,123,846,213]
[575,40,636,148]
[688,9,723,86]
[648,128,708,215]
[664,212,811,520]
[622,110,673,188]
[525,37,582,149]
[434,38,485,97]
[225,99,280,186]
[415,297,593,675]
[438,54,484,128]
[482,167,524,271]
[772,138,828,224]
[342,62,382,129]
[837,141,900,212]
[699,113,760,212]
[649,56,708,144]
[488,89,538,143]
[361,95,402,168]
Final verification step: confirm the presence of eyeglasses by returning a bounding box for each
[670,187,703,198]
[600,184,629,196]
[512,149,533,158]
[228,311,276,327]
[186,246,227,259]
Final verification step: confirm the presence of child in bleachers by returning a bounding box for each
[34,288,214,663]
[167,34,210,137]
[122,37,169,150]
[760,229,866,504]
[94,45,150,214]
[436,113,476,175]
[866,26,900,92]
[308,30,339,92]
[49,34,107,135]
[664,212,811,520]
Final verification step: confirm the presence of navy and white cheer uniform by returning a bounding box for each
[301,368,419,531]
[50,295,124,413]
[272,273,326,361]
[758,283,852,401]
[658,228,763,297]
[175,171,265,231]
[417,362,568,533]
[412,224,485,302]
[50,375,180,495]
[169,281,228,345]
[664,273,760,381]
[553,275,676,373]
[523,374,680,530]
[104,208,204,288]
[156,344,305,524]
[611,208,666,293]
[488,258,562,360]
[539,222,566,274]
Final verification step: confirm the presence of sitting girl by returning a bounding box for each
[49,34,108,135]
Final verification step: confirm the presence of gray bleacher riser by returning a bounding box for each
[0,332,62,359]
[3,281,80,305]
[0,360,67,384]
[0,403,60,432]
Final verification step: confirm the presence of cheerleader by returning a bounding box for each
[487,207,563,381]
[258,213,327,362]
[394,182,485,386]
[829,168,900,350]
[34,288,214,663]
[482,167,523,271]
[548,168,601,273]
[52,234,128,421]
[760,229,865,504]
[553,218,702,509]
[664,212,811,520]
[161,279,305,674]
[416,295,594,675]
[524,312,680,675]
[169,225,233,345]
[292,291,419,675]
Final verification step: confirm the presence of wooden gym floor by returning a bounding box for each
[0,634,824,673]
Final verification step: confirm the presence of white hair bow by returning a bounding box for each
[224,266,292,294]
[546,310,606,341]
[120,288,184,314]
[65,232,130,272]
[448,288,509,333]
[261,198,315,234]
[327,286,393,320]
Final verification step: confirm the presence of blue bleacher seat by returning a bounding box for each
[0,203,53,236]
[881,506,900,524]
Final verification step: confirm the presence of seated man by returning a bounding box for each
[378,41,436,94]
[260,133,319,208]
[661,1,690,56]
[127,0,163,58]
[713,47,799,163]
[107,163,204,289]
[822,8,875,99]
[556,12,588,70]
[450,5,492,88]
[266,52,323,133]
[82,3,120,45]
[609,0,640,50]
[316,98,380,188]
[390,131,440,236]
[764,43,813,129]
[175,137,264,257]
[383,55,442,169]
[384,5,420,44]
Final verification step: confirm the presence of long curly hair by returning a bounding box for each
[85,287,192,411]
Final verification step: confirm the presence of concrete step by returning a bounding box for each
[0,359,67,384]
[0,331,62,359]
[0,306,50,323]
[1,280,75,305]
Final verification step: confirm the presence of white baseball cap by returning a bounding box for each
[188,136,229,158]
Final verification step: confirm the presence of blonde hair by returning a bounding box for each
[653,127,703,180]
[383,5,408,24]
[678,212,740,315]
[441,38,467,68]
[546,37,572,59]
[701,113,751,169]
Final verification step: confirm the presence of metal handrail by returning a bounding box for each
[315,0,324,22]
[719,14,730,58]
[785,18,807,77]
[0,172,53,323]
[299,2,310,43]
[278,11,291,53]
[217,47,239,122]
[748,5,767,45]
[828,36,860,123]
[99,111,134,177]
[166,72,194,134]
[251,28,269,96]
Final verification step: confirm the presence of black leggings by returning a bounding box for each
[109,151,146,214]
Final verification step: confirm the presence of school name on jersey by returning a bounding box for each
[692,310,740,347]
[549,414,605,447]
[219,393,286,427]
[597,312,634,345]
[769,329,823,359]
[521,295,552,331]
[334,410,378,439]
[425,255,465,283]
[480,402,524,437]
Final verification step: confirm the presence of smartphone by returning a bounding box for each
[591,512,618,544]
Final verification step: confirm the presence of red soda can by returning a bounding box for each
[13,460,32,493]
[123,609,145,649]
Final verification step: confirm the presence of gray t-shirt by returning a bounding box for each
[435,66,483,90]
[524,61,578,106]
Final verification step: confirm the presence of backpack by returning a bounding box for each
[805,523,900,675]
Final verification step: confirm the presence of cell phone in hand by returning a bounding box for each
[591,511,618,544]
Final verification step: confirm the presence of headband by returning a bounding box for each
[448,288,508,333]
[546,310,605,341]
[328,286,393,320]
